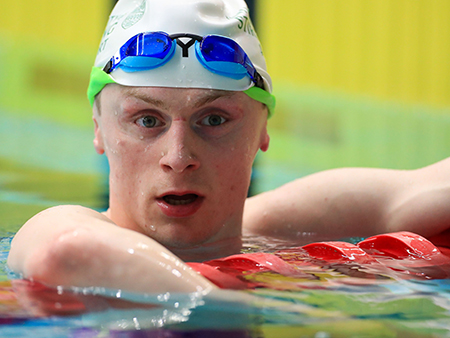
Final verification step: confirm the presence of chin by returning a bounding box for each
[154,235,212,251]
[144,225,217,249]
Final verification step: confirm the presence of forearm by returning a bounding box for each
[244,167,411,239]
[245,159,450,241]
[8,205,215,294]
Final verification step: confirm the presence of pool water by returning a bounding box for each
[2,231,450,338]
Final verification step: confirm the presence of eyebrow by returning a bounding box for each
[123,88,169,110]
[122,88,236,110]
[192,90,236,108]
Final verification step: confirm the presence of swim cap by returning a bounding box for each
[87,0,275,115]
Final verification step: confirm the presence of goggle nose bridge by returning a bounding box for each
[169,33,203,58]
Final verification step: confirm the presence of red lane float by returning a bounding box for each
[206,252,300,275]
[302,241,377,264]
[359,231,441,259]
[185,263,249,290]
[187,253,301,289]
[358,232,450,279]
[188,231,450,289]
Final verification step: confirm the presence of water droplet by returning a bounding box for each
[172,269,182,277]
[150,225,156,232]
[157,292,171,302]
[133,317,141,330]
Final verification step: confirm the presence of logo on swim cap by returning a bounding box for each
[227,8,257,37]
[122,0,147,30]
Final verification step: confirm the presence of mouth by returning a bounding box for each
[162,194,199,206]
[157,193,204,218]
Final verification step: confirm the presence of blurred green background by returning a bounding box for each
[0,0,449,232]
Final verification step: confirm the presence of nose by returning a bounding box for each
[159,121,200,173]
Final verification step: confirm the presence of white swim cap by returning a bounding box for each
[88,0,275,114]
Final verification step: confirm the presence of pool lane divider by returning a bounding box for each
[187,231,450,289]
[2,231,450,319]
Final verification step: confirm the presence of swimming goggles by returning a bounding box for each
[103,31,265,90]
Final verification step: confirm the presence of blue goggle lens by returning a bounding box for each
[123,32,172,58]
[201,36,243,64]
[198,35,259,83]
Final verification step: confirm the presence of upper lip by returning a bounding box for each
[156,191,204,199]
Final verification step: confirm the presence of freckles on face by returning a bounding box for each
[97,85,268,246]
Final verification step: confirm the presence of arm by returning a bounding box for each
[7,205,215,294]
[243,158,450,240]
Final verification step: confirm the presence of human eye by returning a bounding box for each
[200,114,227,127]
[136,115,163,128]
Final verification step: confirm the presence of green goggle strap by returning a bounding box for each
[87,67,117,107]
[87,66,276,117]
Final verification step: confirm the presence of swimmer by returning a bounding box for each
[7,0,450,294]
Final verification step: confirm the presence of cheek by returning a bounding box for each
[213,145,255,189]
[107,139,159,182]
[226,136,263,192]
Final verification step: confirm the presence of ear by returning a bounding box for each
[93,116,105,155]
[259,127,270,152]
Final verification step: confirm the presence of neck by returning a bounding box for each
[168,236,243,262]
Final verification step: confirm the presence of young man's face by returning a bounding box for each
[93,84,269,251]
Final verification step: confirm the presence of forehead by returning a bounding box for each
[100,84,263,113]
[123,87,238,108]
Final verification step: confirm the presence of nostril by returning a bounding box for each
[159,154,200,173]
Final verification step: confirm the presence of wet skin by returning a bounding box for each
[93,84,269,255]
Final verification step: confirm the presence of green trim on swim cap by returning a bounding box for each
[87,67,117,107]
[87,66,276,117]
[243,86,276,118]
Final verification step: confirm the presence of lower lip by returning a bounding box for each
[156,196,204,218]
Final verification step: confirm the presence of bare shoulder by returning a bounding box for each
[7,205,214,293]
[7,205,114,276]
[10,205,114,250]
